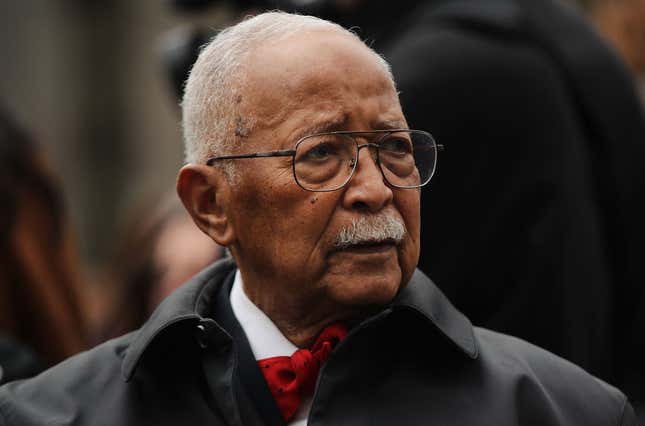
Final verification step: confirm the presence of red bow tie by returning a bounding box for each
[257,323,348,422]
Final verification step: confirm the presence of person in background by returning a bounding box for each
[95,192,224,341]
[0,108,87,374]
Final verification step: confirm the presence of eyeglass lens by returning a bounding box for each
[293,131,437,191]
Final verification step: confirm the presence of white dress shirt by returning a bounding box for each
[230,271,312,426]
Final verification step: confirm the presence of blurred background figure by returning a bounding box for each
[1,2,230,350]
[0,108,87,380]
[1,1,233,312]
[95,192,224,341]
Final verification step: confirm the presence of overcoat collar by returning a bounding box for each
[121,258,478,381]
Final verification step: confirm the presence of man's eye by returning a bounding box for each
[380,137,412,153]
[304,143,333,160]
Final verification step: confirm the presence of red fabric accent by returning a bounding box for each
[257,323,347,422]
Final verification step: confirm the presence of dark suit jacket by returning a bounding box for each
[0,259,636,425]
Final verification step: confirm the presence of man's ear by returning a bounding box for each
[176,164,236,247]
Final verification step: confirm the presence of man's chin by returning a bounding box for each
[320,247,405,311]
[326,269,403,309]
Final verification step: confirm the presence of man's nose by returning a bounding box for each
[342,145,394,212]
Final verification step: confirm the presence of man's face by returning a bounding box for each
[227,30,420,323]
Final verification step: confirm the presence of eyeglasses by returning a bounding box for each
[206,129,444,192]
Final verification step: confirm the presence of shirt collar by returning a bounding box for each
[229,270,298,359]
[121,259,478,381]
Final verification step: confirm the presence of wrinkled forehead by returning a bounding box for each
[239,29,400,132]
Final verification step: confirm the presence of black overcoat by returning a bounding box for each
[0,259,636,425]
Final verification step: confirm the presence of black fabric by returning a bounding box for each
[0,260,636,425]
[339,0,645,400]
[0,336,42,385]
[208,270,285,426]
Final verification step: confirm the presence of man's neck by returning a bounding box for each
[229,270,300,356]
[235,269,366,348]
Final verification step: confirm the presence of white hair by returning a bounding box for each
[181,11,395,179]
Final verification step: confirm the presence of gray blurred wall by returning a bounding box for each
[0,0,229,276]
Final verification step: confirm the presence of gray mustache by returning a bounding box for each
[335,213,406,249]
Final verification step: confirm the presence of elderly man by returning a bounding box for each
[0,12,636,426]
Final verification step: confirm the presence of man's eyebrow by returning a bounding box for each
[291,117,407,144]
[292,116,349,142]
[374,119,408,130]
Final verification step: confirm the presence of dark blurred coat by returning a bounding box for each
[340,0,645,405]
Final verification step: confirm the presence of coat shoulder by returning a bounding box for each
[0,333,135,426]
[473,327,636,426]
